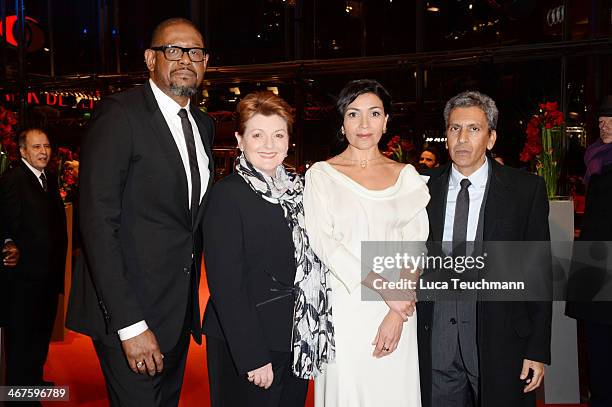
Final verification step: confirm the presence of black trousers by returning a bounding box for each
[4,278,58,387]
[206,336,308,407]
[93,325,191,407]
[584,320,612,407]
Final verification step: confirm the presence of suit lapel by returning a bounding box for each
[190,106,215,227]
[19,161,48,195]
[483,159,510,240]
[427,164,451,242]
[141,82,191,222]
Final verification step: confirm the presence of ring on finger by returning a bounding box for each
[136,361,144,369]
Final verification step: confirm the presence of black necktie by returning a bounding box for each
[40,172,48,192]
[452,178,471,257]
[178,108,201,227]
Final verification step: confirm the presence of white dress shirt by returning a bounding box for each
[22,158,47,188]
[149,79,210,208]
[117,80,211,341]
[442,158,489,244]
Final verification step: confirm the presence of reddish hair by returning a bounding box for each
[237,91,294,135]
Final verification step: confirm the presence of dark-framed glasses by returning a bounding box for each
[150,45,208,62]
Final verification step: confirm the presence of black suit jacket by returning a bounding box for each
[0,161,67,292]
[66,81,215,351]
[566,163,612,324]
[202,173,297,375]
[417,159,552,407]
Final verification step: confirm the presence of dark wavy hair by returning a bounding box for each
[334,79,392,145]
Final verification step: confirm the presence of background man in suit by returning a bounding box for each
[565,95,612,407]
[66,17,214,407]
[417,91,552,407]
[0,128,67,391]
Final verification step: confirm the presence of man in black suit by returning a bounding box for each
[66,17,214,407]
[0,128,67,390]
[417,91,552,407]
[565,96,612,407]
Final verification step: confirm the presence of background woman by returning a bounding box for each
[202,90,333,407]
[304,79,429,406]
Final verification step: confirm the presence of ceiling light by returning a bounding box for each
[426,3,440,12]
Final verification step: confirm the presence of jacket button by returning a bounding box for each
[183,267,190,274]
[450,318,457,325]
[424,324,429,331]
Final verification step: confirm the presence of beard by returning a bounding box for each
[170,82,198,97]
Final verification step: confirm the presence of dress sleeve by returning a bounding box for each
[303,167,363,293]
[400,171,430,256]
[401,208,429,258]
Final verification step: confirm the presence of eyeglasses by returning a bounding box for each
[150,45,208,62]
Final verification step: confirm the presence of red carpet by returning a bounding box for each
[41,274,581,406]
[42,275,315,406]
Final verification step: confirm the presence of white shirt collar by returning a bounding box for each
[450,156,489,189]
[149,79,190,115]
[21,158,44,178]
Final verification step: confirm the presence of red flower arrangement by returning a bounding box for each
[519,102,565,162]
[519,101,565,198]
[0,106,19,175]
[383,135,416,164]
[50,147,80,202]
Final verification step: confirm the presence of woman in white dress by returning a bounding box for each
[303,79,429,407]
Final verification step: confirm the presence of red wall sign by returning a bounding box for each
[0,15,45,52]
[3,92,97,110]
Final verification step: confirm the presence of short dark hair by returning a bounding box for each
[18,128,47,148]
[421,145,440,162]
[150,18,203,47]
[335,79,392,144]
[443,91,498,131]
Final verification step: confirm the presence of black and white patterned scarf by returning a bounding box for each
[235,154,335,379]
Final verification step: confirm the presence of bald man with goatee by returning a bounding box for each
[67,18,214,406]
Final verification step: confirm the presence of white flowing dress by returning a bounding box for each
[303,161,429,407]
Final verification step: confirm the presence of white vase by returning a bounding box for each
[544,198,580,404]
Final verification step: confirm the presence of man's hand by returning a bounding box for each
[121,329,164,376]
[520,359,545,393]
[247,363,273,389]
[2,241,19,267]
